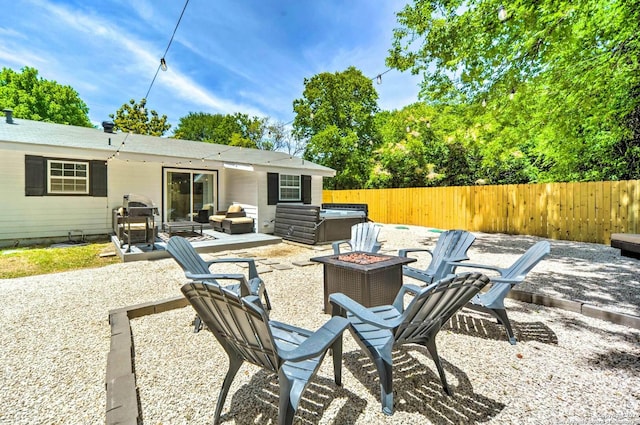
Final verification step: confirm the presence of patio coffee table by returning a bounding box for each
[310,252,416,314]
[163,221,203,237]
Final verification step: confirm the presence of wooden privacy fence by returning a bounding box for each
[323,180,640,245]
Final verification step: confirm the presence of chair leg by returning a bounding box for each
[371,351,394,415]
[278,371,303,425]
[425,338,451,396]
[331,338,343,386]
[491,308,517,345]
[213,356,243,425]
[192,314,203,333]
[262,288,272,311]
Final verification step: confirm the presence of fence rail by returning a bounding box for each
[323,180,640,245]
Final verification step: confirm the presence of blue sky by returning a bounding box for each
[1,0,422,132]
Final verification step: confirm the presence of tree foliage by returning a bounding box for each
[173,111,272,149]
[387,0,640,181]
[0,67,92,127]
[109,98,171,136]
[293,67,380,189]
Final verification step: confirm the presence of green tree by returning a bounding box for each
[370,105,446,188]
[173,111,267,148]
[0,67,92,127]
[293,66,380,189]
[109,98,171,136]
[372,102,497,187]
[388,0,640,181]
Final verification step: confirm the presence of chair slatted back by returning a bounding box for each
[424,230,476,278]
[350,222,381,252]
[182,282,280,371]
[167,236,213,276]
[500,241,551,281]
[395,273,489,343]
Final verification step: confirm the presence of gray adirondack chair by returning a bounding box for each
[167,236,271,331]
[449,240,551,344]
[332,222,381,254]
[399,229,476,284]
[329,272,490,415]
[181,281,350,425]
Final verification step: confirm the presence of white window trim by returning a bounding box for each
[279,174,301,201]
[47,159,89,194]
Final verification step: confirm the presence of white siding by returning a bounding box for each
[108,160,162,227]
[0,150,111,243]
[311,175,324,204]
[222,168,258,207]
[108,160,161,208]
[255,171,274,233]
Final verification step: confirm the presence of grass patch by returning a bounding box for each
[0,242,120,279]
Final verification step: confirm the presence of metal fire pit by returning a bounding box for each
[310,252,416,314]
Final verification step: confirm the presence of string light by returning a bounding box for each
[498,5,508,21]
[107,0,190,162]
[144,0,190,102]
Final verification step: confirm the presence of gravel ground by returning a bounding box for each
[1,224,639,424]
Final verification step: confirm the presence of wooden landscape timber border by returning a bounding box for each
[105,290,640,424]
[323,179,640,245]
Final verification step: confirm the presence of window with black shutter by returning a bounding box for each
[267,172,311,205]
[24,155,108,197]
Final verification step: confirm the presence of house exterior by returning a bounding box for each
[0,116,335,247]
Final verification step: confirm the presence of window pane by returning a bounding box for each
[48,160,89,194]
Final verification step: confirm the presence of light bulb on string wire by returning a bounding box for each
[498,5,508,21]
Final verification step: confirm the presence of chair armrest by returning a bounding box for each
[329,293,401,328]
[206,258,260,280]
[185,272,257,297]
[332,240,351,255]
[474,281,519,309]
[398,248,434,258]
[185,272,246,282]
[490,276,524,285]
[277,316,350,362]
[447,261,506,276]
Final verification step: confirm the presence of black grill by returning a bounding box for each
[122,194,158,217]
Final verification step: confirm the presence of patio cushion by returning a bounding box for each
[225,217,253,224]
[209,214,227,223]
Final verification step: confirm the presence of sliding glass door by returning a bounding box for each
[165,169,217,223]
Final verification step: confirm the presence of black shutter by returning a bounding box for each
[302,175,312,204]
[90,160,108,197]
[25,155,45,196]
[267,172,279,205]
